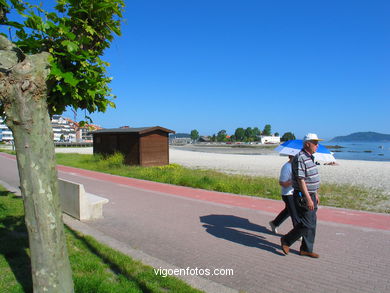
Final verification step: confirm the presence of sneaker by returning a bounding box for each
[269,221,278,234]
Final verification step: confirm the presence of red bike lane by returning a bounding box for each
[1,152,388,231]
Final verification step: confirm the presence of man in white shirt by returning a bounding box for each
[269,155,299,233]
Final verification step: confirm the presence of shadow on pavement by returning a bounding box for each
[200,214,284,256]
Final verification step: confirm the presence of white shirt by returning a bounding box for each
[279,161,293,195]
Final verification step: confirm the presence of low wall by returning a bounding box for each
[58,179,108,221]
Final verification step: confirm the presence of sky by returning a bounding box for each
[4,0,390,140]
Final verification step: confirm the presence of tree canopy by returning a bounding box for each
[217,129,227,142]
[281,132,296,141]
[190,129,199,141]
[234,127,245,141]
[262,124,272,136]
[0,0,124,119]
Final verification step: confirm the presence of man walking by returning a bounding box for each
[280,133,323,258]
[269,155,299,233]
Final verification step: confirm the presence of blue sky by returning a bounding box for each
[5,0,390,140]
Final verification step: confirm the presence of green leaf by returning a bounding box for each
[10,0,25,11]
[87,89,96,98]
[108,101,116,108]
[62,72,79,87]
[61,40,79,52]
[96,2,115,10]
[3,21,24,29]
[47,12,58,20]
[73,8,89,15]
[49,62,62,76]
[84,25,95,35]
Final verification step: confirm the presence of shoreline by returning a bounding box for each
[171,143,390,162]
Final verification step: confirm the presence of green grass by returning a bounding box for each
[0,186,202,293]
[56,152,281,199]
[319,183,389,212]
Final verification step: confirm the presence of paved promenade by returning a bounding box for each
[1,153,389,293]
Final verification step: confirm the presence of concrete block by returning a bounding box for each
[86,193,109,220]
[58,178,109,221]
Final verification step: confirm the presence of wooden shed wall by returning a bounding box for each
[93,130,170,166]
[120,134,140,165]
[139,130,169,166]
[93,134,117,155]
[93,133,140,165]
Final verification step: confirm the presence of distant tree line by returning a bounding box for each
[190,124,296,143]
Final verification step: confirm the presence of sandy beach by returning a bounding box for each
[54,145,390,195]
[169,146,390,194]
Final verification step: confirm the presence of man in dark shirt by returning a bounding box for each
[280,133,323,258]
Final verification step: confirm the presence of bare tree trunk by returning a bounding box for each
[0,36,74,292]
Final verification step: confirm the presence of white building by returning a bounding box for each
[75,125,102,142]
[51,115,77,142]
[260,135,280,144]
[0,118,13,143]
[1,115,99,143]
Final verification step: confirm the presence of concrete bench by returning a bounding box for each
[58,178,109,221]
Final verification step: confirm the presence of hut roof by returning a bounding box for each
[90,126,175,135]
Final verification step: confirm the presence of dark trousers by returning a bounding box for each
[282,192,318,252]
[271,195,300,228]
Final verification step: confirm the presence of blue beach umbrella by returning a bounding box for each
[274,140,336,162]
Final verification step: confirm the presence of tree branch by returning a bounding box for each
[0,35,26,71]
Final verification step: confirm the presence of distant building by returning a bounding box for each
[51,115,77,142]
[198,136,211,143]
[75,124,102,142]
[0,118,13,143]
[169,133,192,144]
[1,115,102,143]
[260,135,280,144]
[51,115,102,142]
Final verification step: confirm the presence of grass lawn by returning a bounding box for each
[0,186,202,293]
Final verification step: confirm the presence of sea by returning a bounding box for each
[322,141,390,162]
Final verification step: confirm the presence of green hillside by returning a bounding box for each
[330,132,390,142]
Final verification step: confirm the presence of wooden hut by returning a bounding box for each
[91,126,175,166]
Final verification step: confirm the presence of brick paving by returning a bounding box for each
[1,153,390,293]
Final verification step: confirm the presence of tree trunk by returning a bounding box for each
[0,36,74,292]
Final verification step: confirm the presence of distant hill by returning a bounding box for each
[330,132,390,142]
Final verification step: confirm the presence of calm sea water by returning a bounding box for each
[322,141,390,162]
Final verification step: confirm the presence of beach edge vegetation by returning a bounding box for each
[55,152,389,214]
